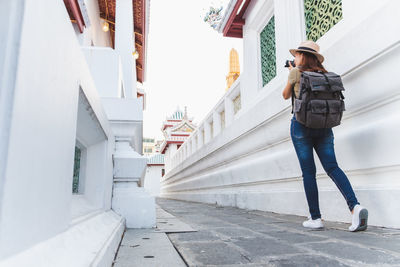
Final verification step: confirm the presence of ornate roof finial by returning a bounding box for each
[203,6,223,30]
[183,106,188,120]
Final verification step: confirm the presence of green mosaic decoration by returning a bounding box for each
[260,16,276,87]
[72,146,81,194]
[304,0,343,41]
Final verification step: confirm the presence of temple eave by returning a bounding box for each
[97,0,146,83]
[222,0,252,39]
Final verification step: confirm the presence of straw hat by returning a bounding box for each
[289,40,324,63]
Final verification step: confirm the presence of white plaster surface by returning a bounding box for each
[0,0,114,259]
[102,97,143,121]
[144,165,163,196]
[115,0,137,98]
[83,47,124,98]
[112,185,156,228]
[70,194,99,219]
[0,0,139,264]
[113,141,147,181]
[0,211,125,267]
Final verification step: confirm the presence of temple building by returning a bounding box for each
[144,153,165,196]
[155,140,163,153]
[160,107,196,173]
[226,48,241,91]
[143,137,164,156]
[0,0,154,265]
[143,137,156,156]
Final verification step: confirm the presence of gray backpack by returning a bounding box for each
[292,71,345,128]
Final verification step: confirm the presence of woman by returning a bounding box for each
[282,41,368,232]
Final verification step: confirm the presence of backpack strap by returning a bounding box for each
[299,72,306,100]
[321,72,332,91]
[291,86,295,114]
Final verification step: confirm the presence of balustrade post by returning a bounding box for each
[213,111,221,136]
[188,139,192,156]
[204,120,211,143]
[225,97,234,127]
[198,127,204,148]
[193,135,198,152]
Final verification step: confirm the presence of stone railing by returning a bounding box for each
[169,78,242,170]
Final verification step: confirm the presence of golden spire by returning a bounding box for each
[226,48,240,91]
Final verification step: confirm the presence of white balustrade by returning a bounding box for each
[168,79,242,169]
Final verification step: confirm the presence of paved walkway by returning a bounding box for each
[157,198,400,267]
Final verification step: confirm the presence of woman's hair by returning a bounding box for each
[298,52,327,73]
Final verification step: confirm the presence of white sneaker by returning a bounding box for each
[349,205,368,232]
[302,218,324,229]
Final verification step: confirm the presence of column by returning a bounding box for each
[115,0,137,98]
[241,28,260,107]
[273,0,304,78]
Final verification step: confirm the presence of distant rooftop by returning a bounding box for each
[147,154,165,165]
[167,106,193,121]
[171,109,184,120]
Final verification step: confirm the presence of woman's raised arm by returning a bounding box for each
[282,81,293,100]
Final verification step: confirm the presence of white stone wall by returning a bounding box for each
[83,47,124,98]
[161,0,400,228]
[0,0,123,265]
[144,165,164,196]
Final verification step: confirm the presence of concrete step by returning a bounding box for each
[113,205,193,266]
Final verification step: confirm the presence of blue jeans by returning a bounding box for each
[290,116,359,219]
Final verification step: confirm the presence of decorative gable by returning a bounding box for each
[172,123,194,133]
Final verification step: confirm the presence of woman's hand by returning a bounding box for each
[288,61,294,71]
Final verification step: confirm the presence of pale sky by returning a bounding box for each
[143,0,242,141]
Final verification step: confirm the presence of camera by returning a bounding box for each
[284,60,295,68]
